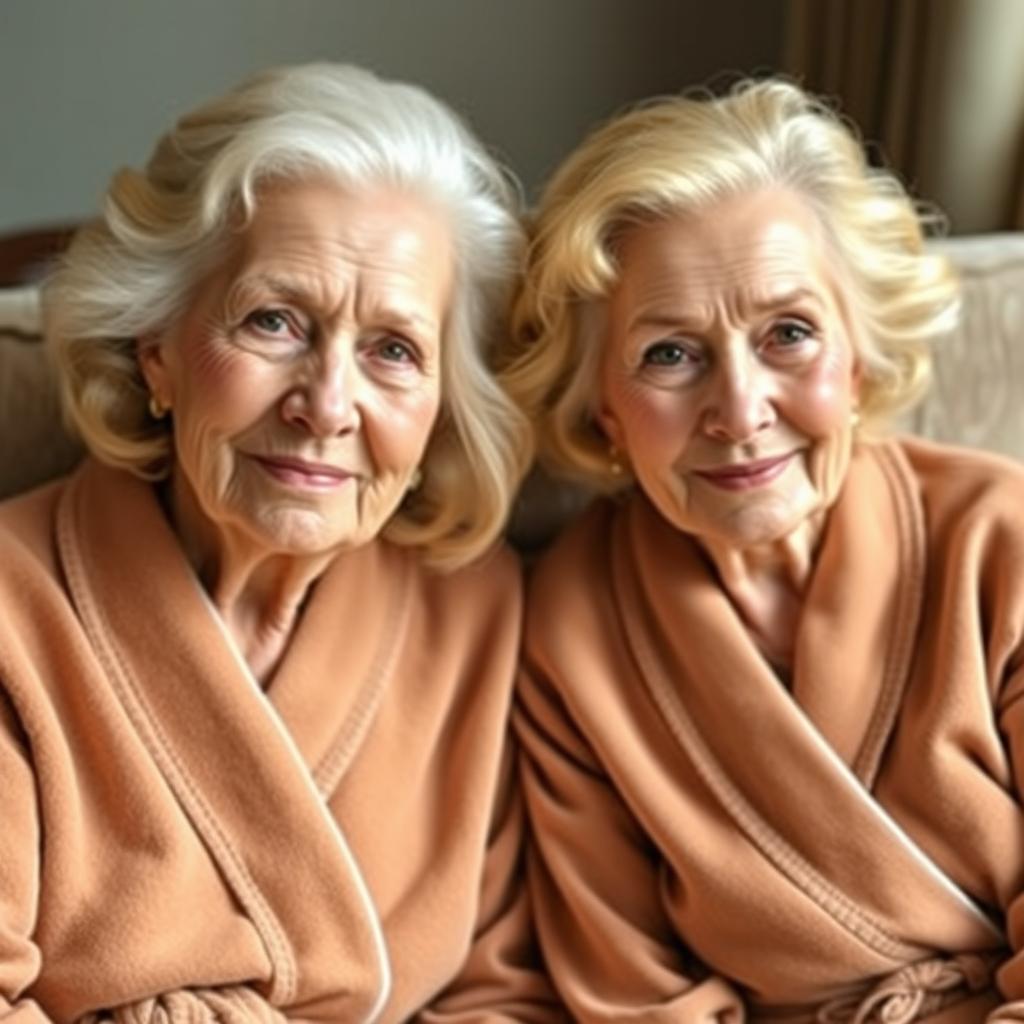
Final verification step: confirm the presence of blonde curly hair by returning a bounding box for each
[501,77,959,491]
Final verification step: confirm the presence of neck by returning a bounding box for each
[162,471,335,681]
[699,513,825,670]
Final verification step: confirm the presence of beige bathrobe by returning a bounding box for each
[0,459,560,1023]
[517,437,1024,1024]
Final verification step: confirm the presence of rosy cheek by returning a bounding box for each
[790,349,856,438]
[363,388,439,467]
[609,391,693,478]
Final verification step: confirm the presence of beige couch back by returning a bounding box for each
[902,234,1024,460]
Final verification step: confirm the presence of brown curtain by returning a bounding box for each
[784,0,1024,233]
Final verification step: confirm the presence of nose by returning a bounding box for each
[701,350,775,443]
[281,348,361,438]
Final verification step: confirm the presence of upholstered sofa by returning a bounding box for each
[1,231,1022,549]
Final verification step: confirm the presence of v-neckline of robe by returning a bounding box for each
[611,440,1003,956]
[54,458,397,1016]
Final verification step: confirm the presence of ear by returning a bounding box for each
[136,332,172,405]
[594,400,624,450]
[850,351,865,407]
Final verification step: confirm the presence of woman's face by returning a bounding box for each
[139,177,451,557]
[598,188,861,552]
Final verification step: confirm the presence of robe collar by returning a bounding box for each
[612,441,1003,959]
[56,458,400,1018]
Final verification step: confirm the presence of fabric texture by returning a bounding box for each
[0,459,561,1023]
[517,436,1024,1023]
[784,0,1024,232]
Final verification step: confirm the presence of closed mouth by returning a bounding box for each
[693,453,794,490]
[251,454,355,488]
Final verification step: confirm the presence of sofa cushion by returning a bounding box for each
[0,288,82,500]
[902,234,1024,462]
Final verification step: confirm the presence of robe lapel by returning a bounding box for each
[263,537,414,797]
[55,460,395,1018]
[614,442,1002,961]
[792,442,926,784]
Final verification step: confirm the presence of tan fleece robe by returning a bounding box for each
[517,437,1024,1024]
[0,458,562,1023]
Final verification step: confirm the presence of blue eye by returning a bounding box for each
[246,309,295,336]
[642,341,691,367]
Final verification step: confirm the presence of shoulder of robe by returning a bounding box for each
[894,438,1024,655]
[896,436,1024,543]
[0,477,76,731]
[0,474,69,606]
[526,495,624,638]
[400,539,524,644]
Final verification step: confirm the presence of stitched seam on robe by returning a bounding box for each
[619,602,926,964]
[611,448,928,964]
[852,442,928,785]
[312,559,414,795]
[54,489,300,1005]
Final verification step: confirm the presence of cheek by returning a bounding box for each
[610,377,698,460]
[788,348,857,438]
[169,345,284,500]
[797,348,858,503]
[177,341,281,436]
[363,387,440,469]
[192,343,256,408]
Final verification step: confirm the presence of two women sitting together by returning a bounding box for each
[1,63,1021,1024]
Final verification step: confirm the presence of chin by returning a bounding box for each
[246,507,367,557]
[701,499,815,550]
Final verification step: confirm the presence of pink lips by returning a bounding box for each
[694,453,794,491]
[252,454,354,491]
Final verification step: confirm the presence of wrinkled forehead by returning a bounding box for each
[608,189,860,317]
[619,188,832,278]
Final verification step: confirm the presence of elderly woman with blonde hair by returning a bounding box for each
[506,79,1024,1023]
[0,64,562,1022]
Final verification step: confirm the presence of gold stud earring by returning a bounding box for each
[148,395,169,420]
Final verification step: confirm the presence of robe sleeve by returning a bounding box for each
[0,686,53,1023]
[0,687,303,1024]
[414,739,569,1023]
[989,643,1024,1021]
[514,663,746,1024]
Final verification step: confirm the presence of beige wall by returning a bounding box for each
[0,0,785,232]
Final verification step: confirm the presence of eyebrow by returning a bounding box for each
[747,286,825,313]
[227,273,441,338]
[627,286,825,334]
[227,273,314,311]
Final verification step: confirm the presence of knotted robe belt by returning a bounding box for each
[815,953,1001,1024]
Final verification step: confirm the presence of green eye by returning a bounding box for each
[379,338,415,362]
[773,320,813,345]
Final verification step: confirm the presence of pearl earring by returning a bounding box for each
[148,395,169,420]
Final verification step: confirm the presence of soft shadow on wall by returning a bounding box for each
[0,0,786,233]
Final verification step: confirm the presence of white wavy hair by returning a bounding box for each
[45,62,529,568]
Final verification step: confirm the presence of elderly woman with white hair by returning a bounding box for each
[0,64,561,1022]
[506,80,1024,1023]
